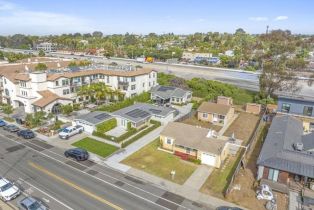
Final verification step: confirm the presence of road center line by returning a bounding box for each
[28,161,123,210]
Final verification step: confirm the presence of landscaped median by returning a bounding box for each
[122,138,197,184]
[72,137,118,158]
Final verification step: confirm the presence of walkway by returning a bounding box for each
[183,165,213,190]
[127,167,247,210]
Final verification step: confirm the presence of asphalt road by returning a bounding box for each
[0,129,211,210]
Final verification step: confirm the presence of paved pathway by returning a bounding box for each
[127,167,247,210]
[183,165,213,190]
[289,191,301,210]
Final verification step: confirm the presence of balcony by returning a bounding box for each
[118,81,129,86]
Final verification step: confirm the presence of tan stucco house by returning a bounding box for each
[160,122,229,168]
[197,102,234,125]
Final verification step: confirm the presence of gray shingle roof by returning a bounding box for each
[112,103,176,123]
[75,111,113,125]
[257,115,314,178]
[151,85,190,99]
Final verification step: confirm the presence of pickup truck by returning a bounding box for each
[0,177,20,201]
[59,125,84,139]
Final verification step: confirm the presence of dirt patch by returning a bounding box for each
[224,112,260,143]
[226,125,288,210]
[181,114,222,132]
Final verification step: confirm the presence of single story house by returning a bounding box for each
[257,115,314,193]
[278,95,314,117]
[150,85,192,105]
[197,102,234,125]
[113,103,177,129]
[73,111,113,133]
[217,96,233,106]
[160,122,228,168]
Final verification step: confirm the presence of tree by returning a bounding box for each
[35,63,48,71]
[92,31,103,37]
[38,49,45,57]
[0,51,4,60]
[259,57,300,97]
[25,111,46,128]
[2,105,13,117]
[61,104,73,116]
[68,61,78,68]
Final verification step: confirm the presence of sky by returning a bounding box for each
[0,0,313,35]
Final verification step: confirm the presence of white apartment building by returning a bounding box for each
[1,68,157,114]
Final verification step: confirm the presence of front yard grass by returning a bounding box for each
[72,137,118,158]
[122,138,197,185]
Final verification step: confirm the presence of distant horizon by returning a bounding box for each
[1,0,314,35]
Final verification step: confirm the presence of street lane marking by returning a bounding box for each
[0,133,183,210]
[28,162,123,210]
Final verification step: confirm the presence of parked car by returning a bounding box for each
[3,124,20,132]
[0,119,6,127]
[0,177,20,201]
[64,148,89,161]
[59,125,84,139]
[216,207,243,210]
[17,129,35,139]
[19,196,47,210]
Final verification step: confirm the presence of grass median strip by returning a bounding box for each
[72,137,118,158]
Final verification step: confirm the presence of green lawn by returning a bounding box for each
[72,137,118,158]
[122,138,197,185]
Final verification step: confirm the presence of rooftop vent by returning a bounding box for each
[206,129,217,138]
[293,143,304,151]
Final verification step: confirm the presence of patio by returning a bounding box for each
[106,126,127,137]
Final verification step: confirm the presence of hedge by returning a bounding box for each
[97,92,151,112]
[121,120,161,148]
[96,118,117,133]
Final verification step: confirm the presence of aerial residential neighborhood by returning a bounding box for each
[0,1,314,210]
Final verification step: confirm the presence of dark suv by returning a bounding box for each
[17,129,35,139]
[64,148,89,161]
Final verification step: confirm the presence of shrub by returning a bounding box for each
[61,104,73,115]
[73,103,81,111]
[96,118,117,133]
[121,120,161,148]
[187,157,201,165]
[97,92,150,112]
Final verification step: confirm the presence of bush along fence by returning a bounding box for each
[93,120,161,147]
[121,120,161,148]
[223,110,267,196]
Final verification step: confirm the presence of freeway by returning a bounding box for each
[0,129,210,210]
[2,48,314,97]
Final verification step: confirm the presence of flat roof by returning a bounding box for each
[113,103,176,123]
[75,111,113,125]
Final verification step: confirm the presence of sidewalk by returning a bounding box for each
[0,200,16,210]
[127,167,247,209]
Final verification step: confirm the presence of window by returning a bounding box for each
[149,82,151,87]
[107,76,109,83]
[20,81,26,88]
[131,85,136,90]
[4,89,9,96]
[21,90,27,96]
[153,72,155,78]
[186,148,191,154]
[166,138,172,145]
[4,78,6,84]
[62,79,69,86]
[281,103,291,113]
[55,81,59,86]
[142,83,145,87]
[268,168,279,182]
[203,113,208,118]
[63,89,70,95]
[131,93,136,97]
[131,77,135,82]
[218,115,225,119]
[303,106,313,116]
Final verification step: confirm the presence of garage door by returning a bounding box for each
[201,152,217,167]
[75,120,94,134]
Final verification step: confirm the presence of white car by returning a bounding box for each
[0,177,20,201]
[59,125,84,139]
